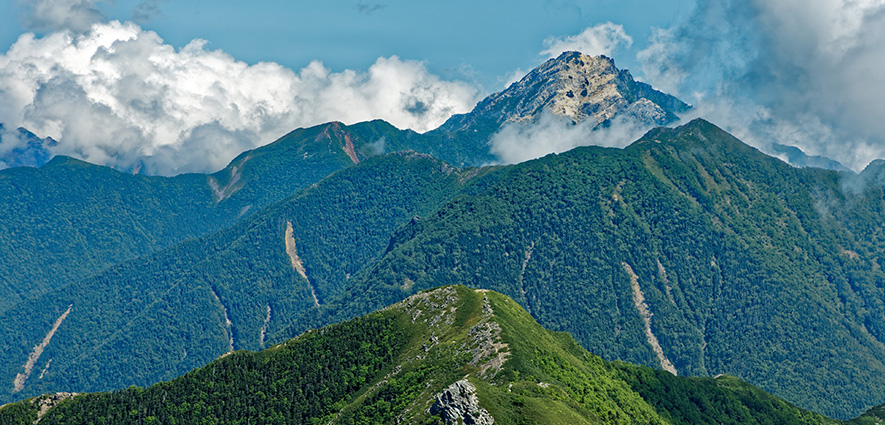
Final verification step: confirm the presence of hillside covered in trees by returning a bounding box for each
[0,286,846,425]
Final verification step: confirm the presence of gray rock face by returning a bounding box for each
[439,51,689,133]
[429,379,494,425]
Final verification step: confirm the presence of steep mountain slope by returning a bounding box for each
[286,119,885,419]
[0,286,836,424]
[0,120,398,313]
[416,51,690,166]
[444,51,689,129]
[0,152,498,404]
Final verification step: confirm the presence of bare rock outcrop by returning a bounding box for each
[429,379,494,425]
[32,392,78,423]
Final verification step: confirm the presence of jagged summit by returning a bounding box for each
[437,51,690,133]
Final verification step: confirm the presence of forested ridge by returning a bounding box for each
[0,286,844,424]
[0,151,499,404]
[6,120,885,418]
[287,119,885,418]
[0,119,403,314]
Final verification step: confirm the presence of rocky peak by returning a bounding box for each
[439,51,689,134]
[511,52,626,123]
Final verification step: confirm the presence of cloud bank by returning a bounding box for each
[0,21,479,174]
[637,0,885,171]
[490,110,651,164]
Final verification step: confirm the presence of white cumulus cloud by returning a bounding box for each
[0,21,480,174]
[541,22,633,58]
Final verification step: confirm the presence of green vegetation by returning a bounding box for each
[0,286,841,424]
[290,119,885,419]
[6,51,883,422]
[0,119,402,314]
[0,151,498,405]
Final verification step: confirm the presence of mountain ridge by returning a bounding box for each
[0,285,841,424]
[283,118,885,419]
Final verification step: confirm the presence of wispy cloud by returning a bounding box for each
[637,0,885,171]
[355,1,387,15]
[132,0,167,24]
[15,0,105,33]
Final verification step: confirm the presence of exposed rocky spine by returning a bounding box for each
[259,305,271,347]
[517,242,534,313]
[208,155,250,202]
[32,392,78,423]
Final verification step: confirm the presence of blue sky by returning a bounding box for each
[0,0,695,90]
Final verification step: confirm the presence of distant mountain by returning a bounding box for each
[415,51,691,166]
[0,120,404,313]
[0,53,689,313]
[0,52,689,173]
[0,286,839,424]
[771,143,850,172]
[443,51,689,130]
[0,124,57,169]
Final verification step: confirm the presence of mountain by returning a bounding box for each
[770,143,850,172]
[284,119,885,419]
[0,53,687,313]
[0,151,498,404]
[444,51,689,130]
[415,51,691,166]
[0,286,838,424]
[0,119,405,313]
[0,124,57,169]
[3,52,883,420]
[4,119,885,418]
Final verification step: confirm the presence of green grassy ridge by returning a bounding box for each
[289,119,885,419]
[0,152,497,405]
[0,286,839,424]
